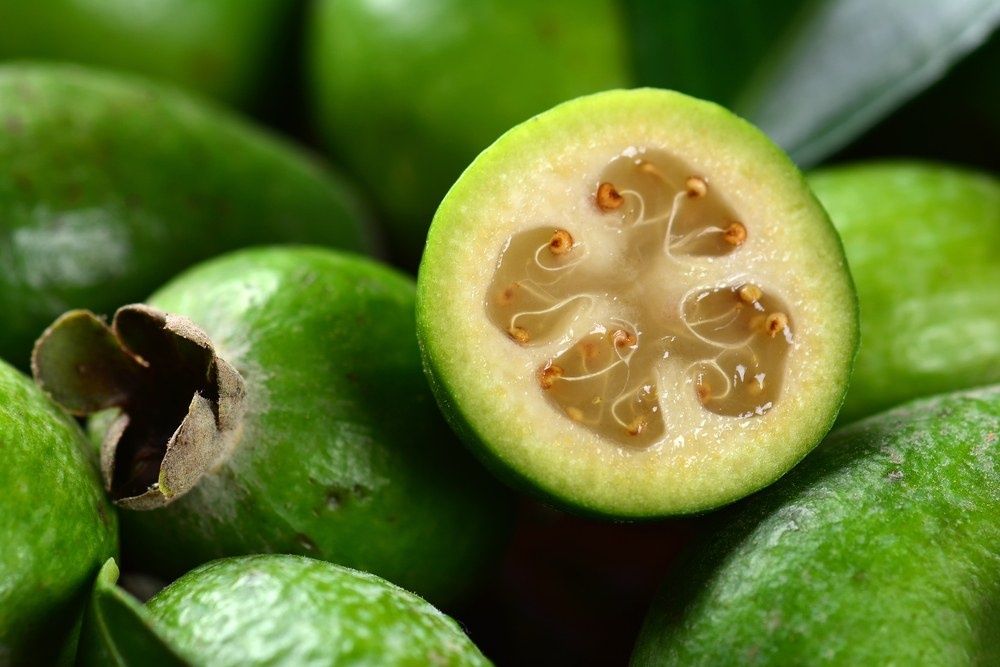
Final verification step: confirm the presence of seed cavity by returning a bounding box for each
[485,148,795,446]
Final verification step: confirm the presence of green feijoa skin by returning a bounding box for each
[632,385,1000,666]
[810,161,1000,423]
[0,1,293,108]
[0,63,374,368]
[417,89,858,519]
[78,556,490,667]
[0,358,117,665]
[307,0,630,264]
[33,247,510,605]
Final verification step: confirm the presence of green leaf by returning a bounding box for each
[735,0,1000,166]
[75,559,192,667]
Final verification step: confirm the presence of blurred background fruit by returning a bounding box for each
[0,0,295,109]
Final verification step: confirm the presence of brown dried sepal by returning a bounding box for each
[32,305,245,510]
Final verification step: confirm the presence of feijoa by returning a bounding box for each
[632,385,1000,665]
[0,358,117,664]
[307,0,630,263]
[0,63,373,367]
[79,556,488,666]
[34,247,508,604]
[810,161,1000,422]
[0,2,294,107]
[417,89,857,517]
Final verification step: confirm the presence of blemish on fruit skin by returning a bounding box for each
[886,468,904,482]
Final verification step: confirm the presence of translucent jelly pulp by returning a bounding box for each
[486,149,794,448]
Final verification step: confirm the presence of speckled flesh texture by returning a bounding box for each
[308,0,631,263]
[0,63,373,367]
[417,89,857,518]
[810,162,1000,423]
[0,1,293,107]
[97,247,508,604]
[632,385,1000,666]
[0,359,118,665]
[133,556,490,666]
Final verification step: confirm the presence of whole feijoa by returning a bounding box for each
[79,556,489,666]
[417,88,858,518]
[308,0,630,263]
[0,63,372,367]
[632,385,1000,666]
[33,247,508,604]
[0,1,294,107]
[0,359,117,665]
[810,161,1000,422]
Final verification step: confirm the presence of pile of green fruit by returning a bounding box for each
[0,2,996,665]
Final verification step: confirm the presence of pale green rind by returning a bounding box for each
[0,359,118,665]
[144,555,490,667]
[417,88,857,517]
[633,385,1000,666]
[810,161,1000,422]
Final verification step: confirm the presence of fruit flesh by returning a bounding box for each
[0,63,373,367]
[0,358,118,664]
[632,385,1000,666]
[418,89,857,517]
[809,161,1000,422]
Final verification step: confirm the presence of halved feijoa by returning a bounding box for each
[417,89,857,518]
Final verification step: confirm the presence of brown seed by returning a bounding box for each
[723,221,747,246]
[765,312,789,338]
[696,381,712,404]
[596,182,624,211]
[626,418,647,436]
[508,326,530,344]
[566,407,584,422]
[738,284,762,304]
[685,176,708,198]
[548,229,573,255]
[613,329,636,348]
[539,364,563,390]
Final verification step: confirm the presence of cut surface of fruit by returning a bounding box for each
[417,89,857,517]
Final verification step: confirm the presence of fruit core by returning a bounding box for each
[486,149,794,447]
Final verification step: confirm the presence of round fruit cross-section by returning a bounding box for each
[417,89,857,517]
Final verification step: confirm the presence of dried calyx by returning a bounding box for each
[487,149,794,448]
[31,305,245,509]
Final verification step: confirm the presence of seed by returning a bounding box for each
[548,229,573,255]
[723,221,747,246]
[596,182,624,211]
[638,161,665,179]
[696,381,712,404]
[613,329,636,348]
[508,326,530,344]
[566,407,584,421]
[539,364,563,390]
[579,340,601,360]
[765,312,789,338]
[685,176,708,198]
[626,418,647,436]
[738,284,762,303]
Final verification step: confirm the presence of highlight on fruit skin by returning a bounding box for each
[417,88,858,518]
[77,556,490,667]
[632,384,1000,666]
